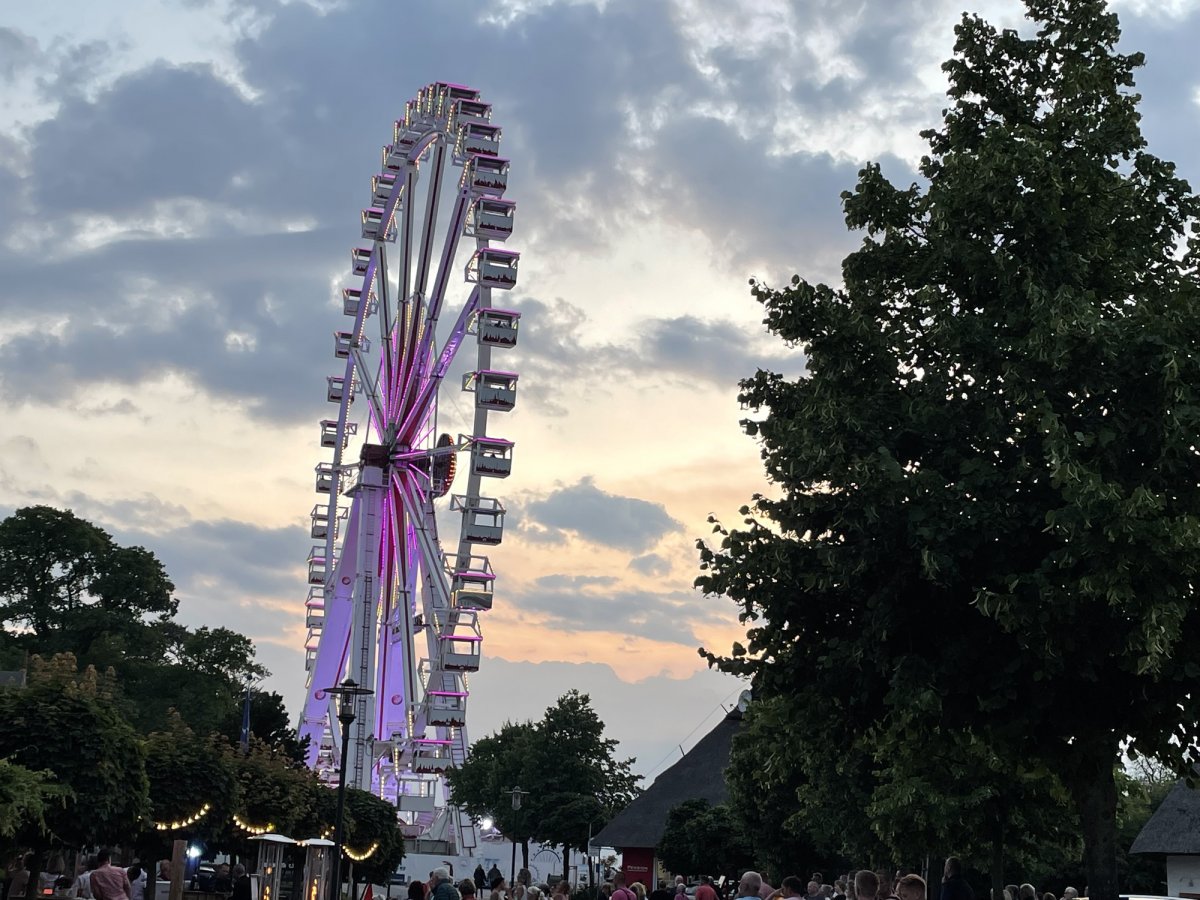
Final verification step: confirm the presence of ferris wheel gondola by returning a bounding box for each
[298,82,522,852]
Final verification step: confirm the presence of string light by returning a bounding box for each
[233,814,276,836]
[343,843,378,862]
[154,804,212,831]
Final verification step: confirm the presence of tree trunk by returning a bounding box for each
[1067,748,1120,900]
[989,804,1005,900]
[521,842,529,872]
[563,848,570,885]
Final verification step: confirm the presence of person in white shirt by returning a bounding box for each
[126,864,146,900]
[73,858,96,899]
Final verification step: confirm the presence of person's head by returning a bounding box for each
[811,879,823,888]
[527,888,542,900]
[631,884,646,900]
[491,879,507,894]
[853,872,878,900]
[1018,886,1035,900]
[614,875,627,889]
[217,865,229,876]
[432,869,451,886]
[1042,893,1055,900]
[1063,890,1078,900]
[807,883,820,897]
[129,864,143,881]
[459,880,476,898]
[897,875,926,900]
[233,866,246,879]
[781,878,805,899]
[95,851,111,868]
[558,883,570,894]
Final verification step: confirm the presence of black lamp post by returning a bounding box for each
[324,678,375,900]
[508,786,529,887]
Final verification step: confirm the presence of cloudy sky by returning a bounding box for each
[0,0,1197,780]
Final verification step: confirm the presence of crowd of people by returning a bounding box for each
[2,852,254,900]
[571,859,1084,900]
[406,864,577,900]
[451,858,1084,900]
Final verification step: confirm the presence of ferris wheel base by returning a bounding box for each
[399,806,477,856]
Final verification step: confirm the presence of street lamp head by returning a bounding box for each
[509,785,527,810]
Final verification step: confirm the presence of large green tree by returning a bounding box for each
[142,712,239,850]
[343,787,406,885]
[0,654,149,847]
[696,3,1200,899]
[448,720,540,869]
[448,691,640,877]
[0,506,176,650]
[0,506,297,751]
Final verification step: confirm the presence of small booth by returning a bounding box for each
[299,839,335,900]
[249,834,295,900]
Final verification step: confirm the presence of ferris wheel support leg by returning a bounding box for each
[347,456,387,792]
[299,497,363,768]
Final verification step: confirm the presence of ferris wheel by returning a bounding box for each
[298,81,521,853]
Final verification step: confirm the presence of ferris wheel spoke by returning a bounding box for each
[375,243,395,414]
[397,287,480,443]
[413,139,447,301]
[349,344,388,434]
[398,185,472,414]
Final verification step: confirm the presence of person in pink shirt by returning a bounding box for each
[87,852,131,900]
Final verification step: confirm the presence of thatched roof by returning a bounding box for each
[592,709,742,850]
[1131,780,1200,855]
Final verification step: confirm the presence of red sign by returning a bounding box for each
[621,848,655,887]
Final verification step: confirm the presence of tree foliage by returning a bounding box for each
[0,654,149,847]
[344,788,406,884]
[0,506,175,642]
[697,3,1200,899]
[144,713,239,844]
[0,758,69,840]
[657,799,753,879]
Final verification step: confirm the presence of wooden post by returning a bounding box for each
[170,840,186,900]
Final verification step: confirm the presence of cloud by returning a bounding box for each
[637,313,806,390]
[518,476,682,552]
[628,553,671,578]
[0,28,41,83]
[515,580,711,647]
